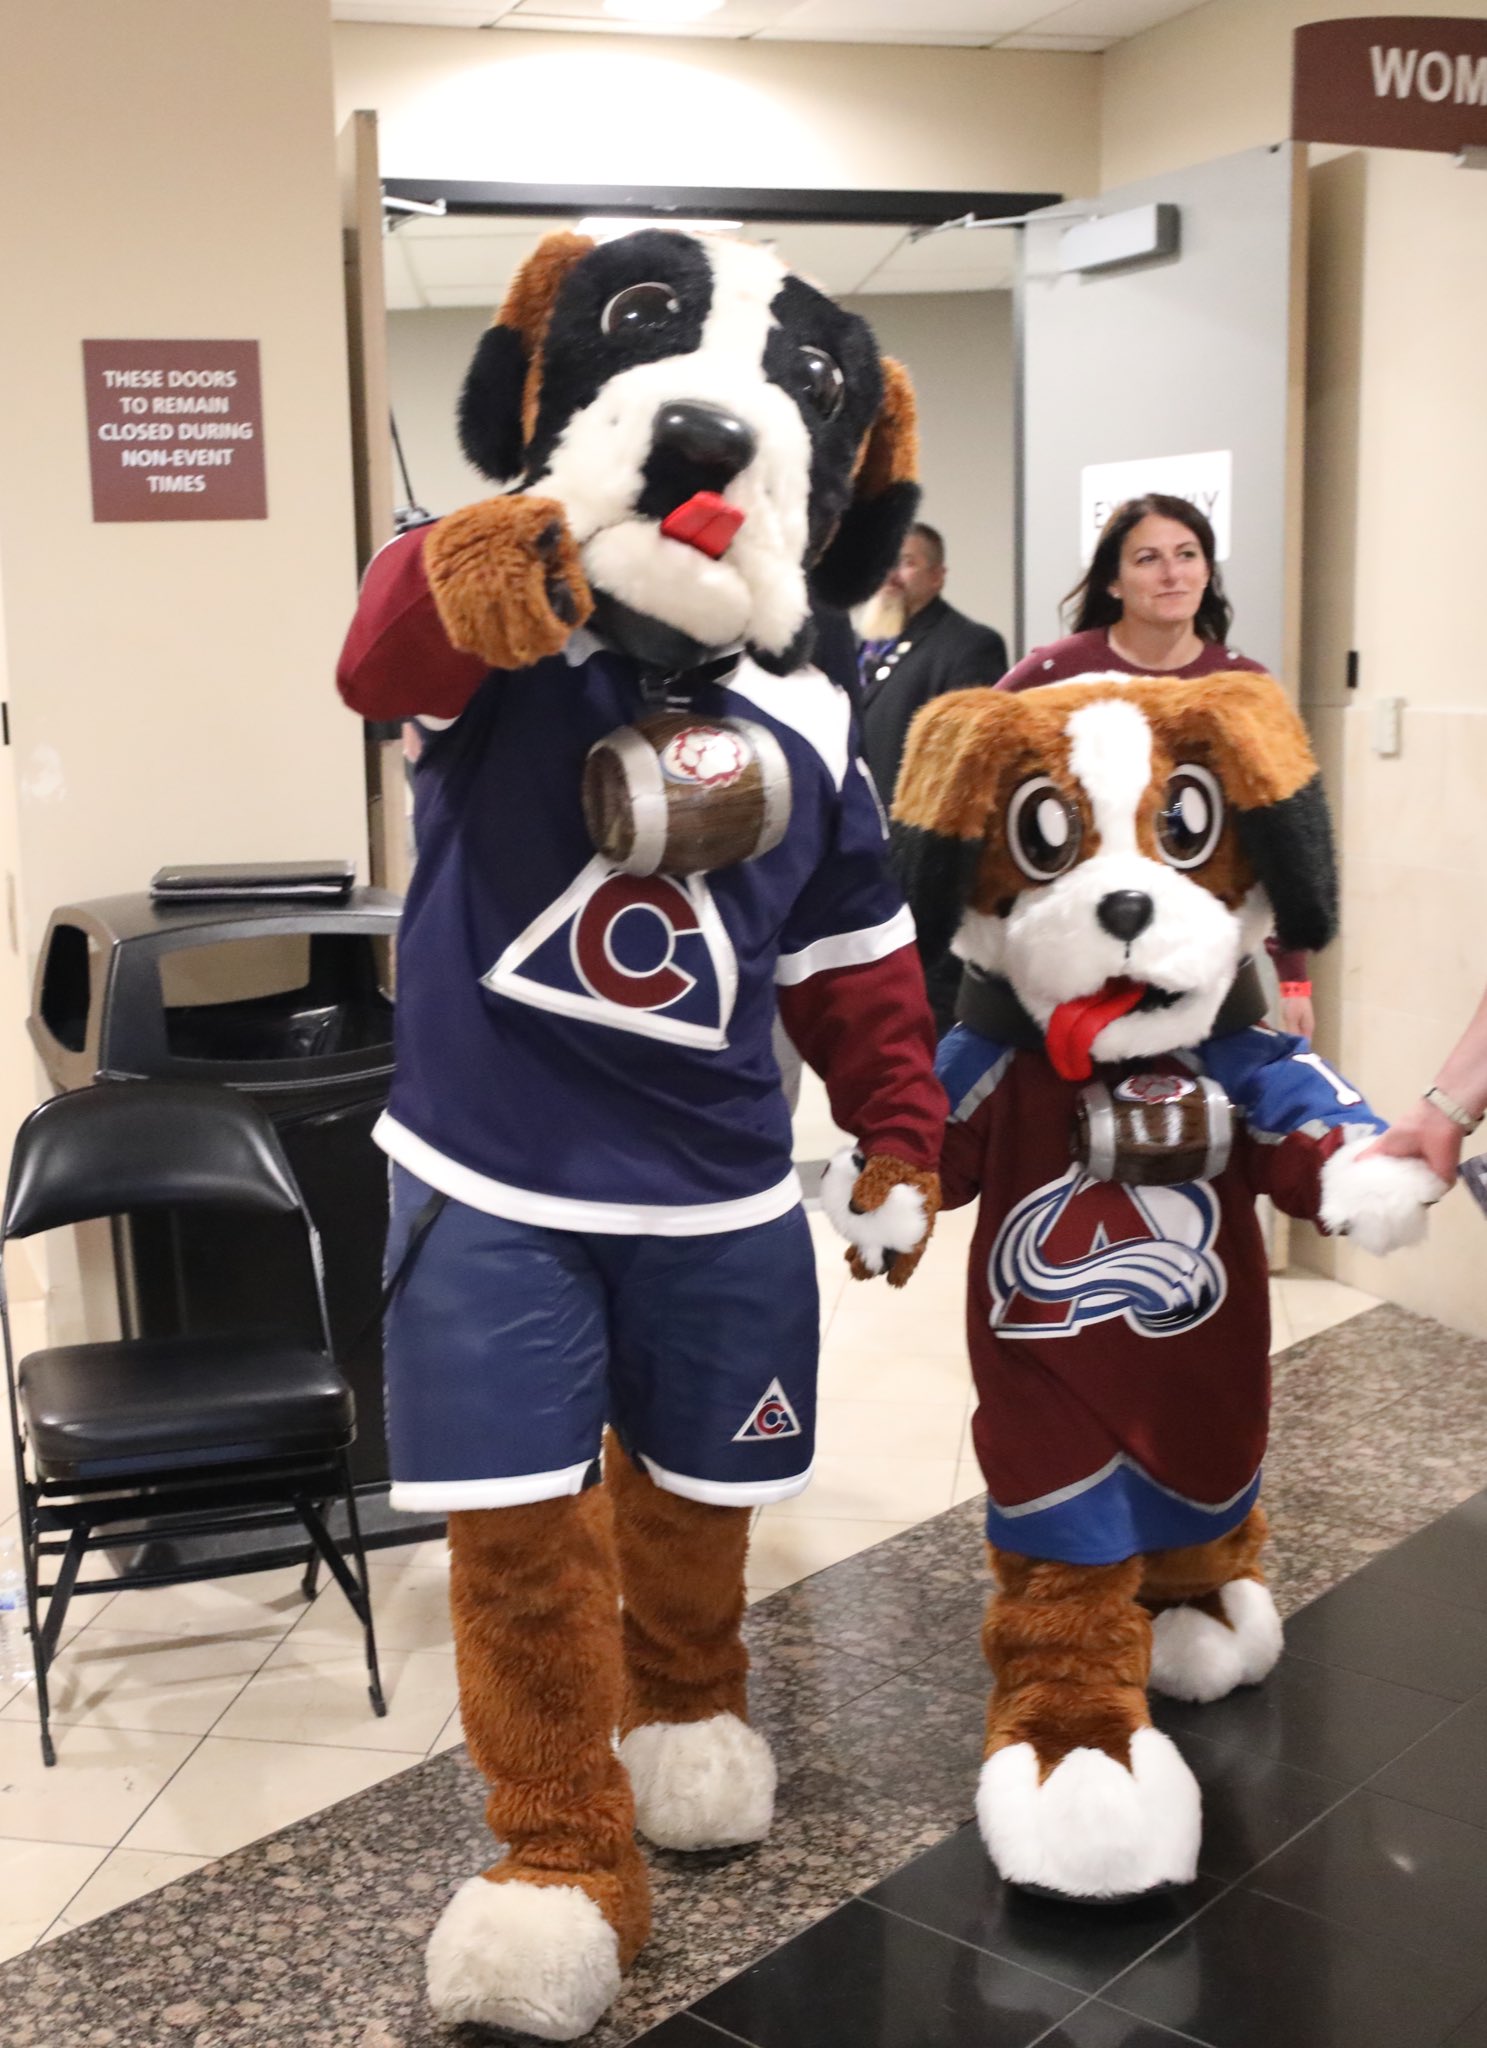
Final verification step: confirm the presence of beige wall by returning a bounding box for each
[1100,0,1487,187]
[333,21,1099,197]
[842,293,1015,645]
[387,306,492,521]
[1101,0,1487,1335]
[0,0,366,977]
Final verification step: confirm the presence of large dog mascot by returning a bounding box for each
[338,229,944,2038]
[892,672,1444,1902]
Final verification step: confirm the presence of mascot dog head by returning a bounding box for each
[457,228,919,672]
[893,673,1337,1072]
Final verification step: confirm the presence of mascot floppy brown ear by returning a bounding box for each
[809,355,921,609]
[891,672,1338,970]
[457,230,598,485]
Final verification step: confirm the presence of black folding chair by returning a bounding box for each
[0,1079,385,1764]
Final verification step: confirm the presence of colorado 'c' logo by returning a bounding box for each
[571,875,700,1010]
[484,856,737,1049]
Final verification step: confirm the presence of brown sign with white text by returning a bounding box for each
[83,340,267,522]
[1293,17,1487,152]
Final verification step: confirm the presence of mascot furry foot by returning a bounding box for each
[427,1872,629,2042]
[978,1552,1199,1900]
[891,670,1446,1902]
[1143,1506,1283,1704]
[608,1438,777,1852]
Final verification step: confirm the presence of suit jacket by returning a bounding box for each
[859,596,1008,807]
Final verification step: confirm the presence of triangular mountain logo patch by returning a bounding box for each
[732,1378,803,1443]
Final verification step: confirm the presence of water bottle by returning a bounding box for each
[0,1538,34,1688]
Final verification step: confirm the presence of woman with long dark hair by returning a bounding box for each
[997,493,1312,1034]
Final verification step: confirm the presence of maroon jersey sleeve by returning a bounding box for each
[337,527,488,724]
[778,949,946,1172]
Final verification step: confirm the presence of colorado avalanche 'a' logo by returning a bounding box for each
[484,855,737,1049]
[990,1166,1226,1340]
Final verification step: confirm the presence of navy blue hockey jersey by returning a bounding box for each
[377,633,914,1233]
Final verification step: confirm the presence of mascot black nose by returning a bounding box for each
[1097,890,1155,943]
[650,402,757,485]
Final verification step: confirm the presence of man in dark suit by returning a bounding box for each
[859,522,1007,1032]
[858,522,1008,807]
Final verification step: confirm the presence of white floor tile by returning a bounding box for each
[0,1720,197,1847]
[823,1289,969,1361]
[745,1512,909,1596]
[0,1838,107,1960]
[47,1844,207,1935]
[1276,1270,1381,1344]
[0,1629,269,1737]
[767,1453,959,1525]
[1268,1276,1295,1355]
[427,1706,465,1757]
[121,1736,418,1860]
[94,1568,313,1643]
[950,1457,986,1507]
[211,1641,458,1754]
[816,1346,971,1407]
[814,1397,969,1464]
[286,1560,453,1655]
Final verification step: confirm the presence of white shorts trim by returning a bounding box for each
[774,909,916,987]
[389,1462,594,1513]
[639,1454,814,1509]
[376,1115,803,1237]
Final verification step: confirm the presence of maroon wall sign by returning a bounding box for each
[1293,17,1487,152]
[82,340,267,522]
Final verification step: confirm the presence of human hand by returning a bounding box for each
[1280,992,1315,1040]
[1360,1100,1464,1184]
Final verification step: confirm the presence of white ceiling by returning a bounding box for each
[384,212,1021,309]
[336,0,1204,54]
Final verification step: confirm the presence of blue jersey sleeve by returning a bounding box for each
[774,750,916,987]
[1203,1025,1382,1220]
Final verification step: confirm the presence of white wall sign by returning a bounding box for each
[1079,450,1233,563]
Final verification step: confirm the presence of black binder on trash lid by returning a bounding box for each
[149,860,355,904]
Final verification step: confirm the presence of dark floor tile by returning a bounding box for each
[1363,1492,1487,1615]
[1247,1788,1487,1965]
[746,1641,901,1754]
[902,1628,990,1699]
[1106,1885,1487,2048]
[1370,1694,1487,1829]
[864,1822,1223,1996]
[1150,1652,1455,1783]
[743,1561,984,1674]
[694,1897,1083,2048]
[1173,1730,1348,1881]
[803,1673,983,1820]
[1445,1995,1487,2045]
[1037,2001,1218,2046]
[1284,1571,1487,1700]
[630,2018,748,2047]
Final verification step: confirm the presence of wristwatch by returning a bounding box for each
[1423,1084,1484,1134]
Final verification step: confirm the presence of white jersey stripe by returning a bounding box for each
[773,907,916,986]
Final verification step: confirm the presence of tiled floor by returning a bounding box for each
[0,1064,1473,2045]
[0,1235,1380,1968]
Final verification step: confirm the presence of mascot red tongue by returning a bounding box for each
[660,490,745,559]
[1045,977,1148,1081]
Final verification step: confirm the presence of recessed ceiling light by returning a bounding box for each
[578,215,742,240]
[602,0,726,22]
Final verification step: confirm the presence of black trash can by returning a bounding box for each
[28,887,404,1497]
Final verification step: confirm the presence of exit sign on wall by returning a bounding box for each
[1293,17,1487,152]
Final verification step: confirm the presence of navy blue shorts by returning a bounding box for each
[382,1166,820,1511]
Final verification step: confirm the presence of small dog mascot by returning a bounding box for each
[337,228,945,2038]
[891,671,1445,1902]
